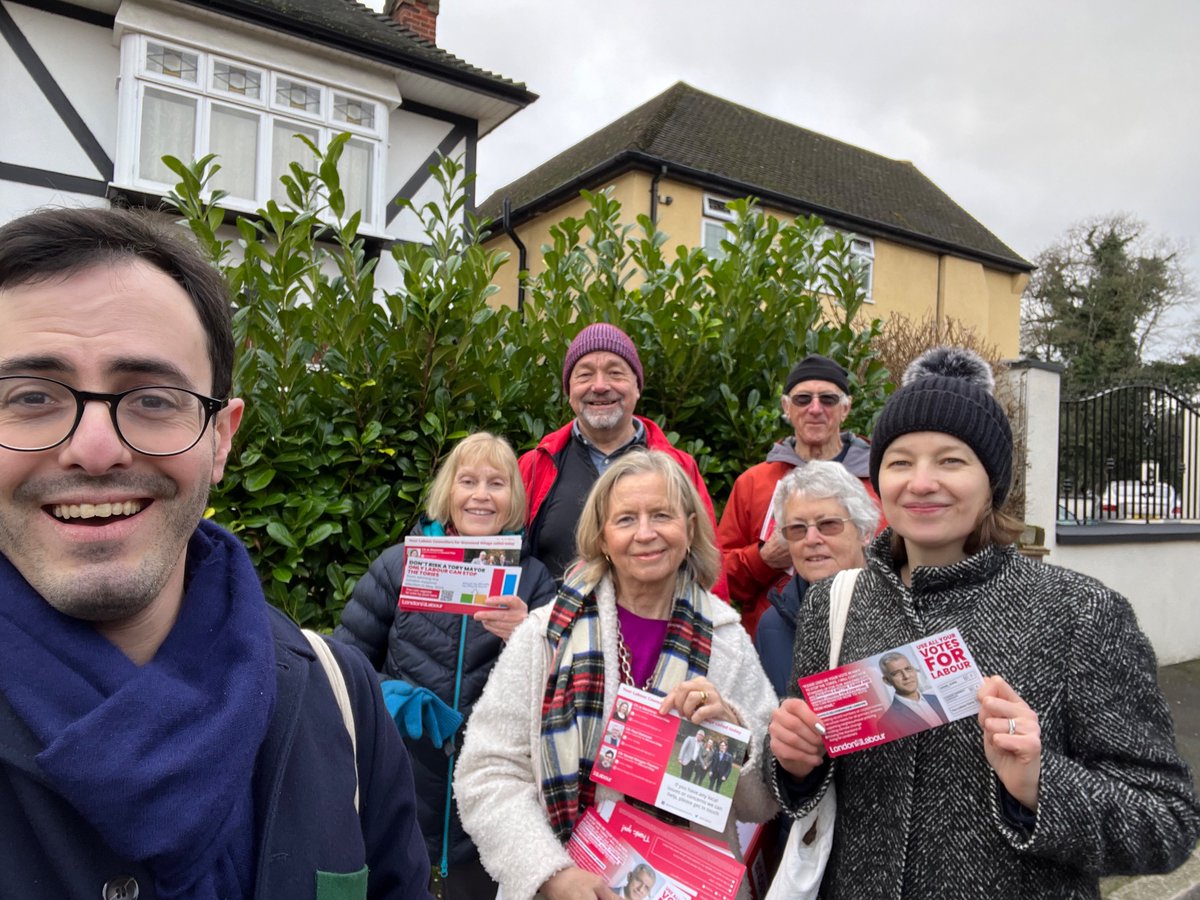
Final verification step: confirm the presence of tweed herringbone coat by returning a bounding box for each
[769,534,1200,899]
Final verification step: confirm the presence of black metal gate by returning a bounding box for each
[1058,385,1199,522]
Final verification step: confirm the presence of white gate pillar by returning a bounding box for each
[1001,359,1064,556]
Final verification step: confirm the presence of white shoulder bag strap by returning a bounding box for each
[763,567,862,900]
[827,568,861,668]
[302,629,359,812]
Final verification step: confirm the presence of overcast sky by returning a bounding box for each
[383,1,1199,352]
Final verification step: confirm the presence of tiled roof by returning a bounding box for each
[482,82,1029,271]
[185,0,534,104]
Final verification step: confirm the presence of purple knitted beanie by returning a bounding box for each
[562,323,644,392]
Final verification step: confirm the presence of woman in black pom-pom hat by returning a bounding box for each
[764,348,1199,898]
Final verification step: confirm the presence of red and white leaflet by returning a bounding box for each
[590,684,751,832]
[566,801,745,900]
[797,626,983,757]
[758,480,785,542]
[397,535,521,615]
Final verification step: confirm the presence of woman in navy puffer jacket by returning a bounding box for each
[335,433,555,898]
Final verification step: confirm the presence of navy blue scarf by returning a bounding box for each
[0,520,276,899]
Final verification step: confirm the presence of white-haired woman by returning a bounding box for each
[755,462,880,697]
[766,348,1200,898]
[334,432,556,897]
[456,449,778,900]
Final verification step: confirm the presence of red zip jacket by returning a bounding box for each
[519,416,729,600]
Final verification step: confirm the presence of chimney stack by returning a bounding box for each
[386,0,439,44]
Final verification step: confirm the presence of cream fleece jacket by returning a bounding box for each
[456,580,779,900]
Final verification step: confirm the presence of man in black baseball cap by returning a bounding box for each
[717,354,878,639]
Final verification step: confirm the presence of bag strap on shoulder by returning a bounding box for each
[827,568,861,669]
[302,629,360,812]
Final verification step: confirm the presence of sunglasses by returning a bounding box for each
[779,517,852,540]
[786,391,843,408]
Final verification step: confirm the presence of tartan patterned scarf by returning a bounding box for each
[539,569,714,843]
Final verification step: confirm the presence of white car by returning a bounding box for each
[1099,480,1182,520]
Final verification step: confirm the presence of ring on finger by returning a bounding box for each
[1007,717,1016,736]
[699,690,708,705]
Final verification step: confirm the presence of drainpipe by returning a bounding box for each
[649,164,670,225]
[501,197,527,318]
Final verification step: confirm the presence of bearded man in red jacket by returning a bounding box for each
[519,324,725,596]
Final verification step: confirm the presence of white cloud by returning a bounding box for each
[375,0,1200,346]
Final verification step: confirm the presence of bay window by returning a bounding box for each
[120,36,386,227]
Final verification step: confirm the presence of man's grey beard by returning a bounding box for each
[579,398,627,432]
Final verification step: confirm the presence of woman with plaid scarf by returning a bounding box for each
[456,450,778,899]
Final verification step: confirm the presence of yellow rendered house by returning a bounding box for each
[479,82,1031,356]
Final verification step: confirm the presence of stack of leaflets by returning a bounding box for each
[567,801,745,900]
[397,535,522,615]
[577,684,753,898]
[798,626,984,756]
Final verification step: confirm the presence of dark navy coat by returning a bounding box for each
[0,607,432,899]
[334,540,556,866]
[754,573,808,697]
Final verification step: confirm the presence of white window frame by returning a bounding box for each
[210,58,265,104]
[116,34,387,229]
[815,226,875,302]
[703,194,735,222]
[701,193,735,259]
[849,236,875,302]
[697,197,875,297]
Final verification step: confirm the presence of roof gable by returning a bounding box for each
[182,0,533,105]
[482,82,1029,271]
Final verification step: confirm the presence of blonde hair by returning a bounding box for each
[571,450,720,591]
[425,433,526,533]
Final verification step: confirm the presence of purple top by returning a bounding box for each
[617,605,670,690]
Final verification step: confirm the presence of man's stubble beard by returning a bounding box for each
[0,470,210,623]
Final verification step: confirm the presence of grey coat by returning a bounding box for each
[768,533,1200,899]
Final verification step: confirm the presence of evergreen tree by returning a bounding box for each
[1020,215,1189,394]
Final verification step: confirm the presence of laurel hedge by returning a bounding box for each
[165,144,886,628]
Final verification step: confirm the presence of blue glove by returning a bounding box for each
[381,680,464,749]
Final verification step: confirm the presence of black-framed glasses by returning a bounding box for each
[779,517,852,541]
[785,391,844,408]
[0,376,226,457]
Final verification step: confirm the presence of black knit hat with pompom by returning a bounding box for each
[869,347,1013,507]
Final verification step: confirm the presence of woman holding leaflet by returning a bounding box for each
[335,433,555,897]
[456,450,776,900]
[767,348,1200,898]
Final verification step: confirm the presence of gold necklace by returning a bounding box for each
[616,626,656,690]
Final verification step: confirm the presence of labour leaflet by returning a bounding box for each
[590,684,750,832]
[798,627,983,757]
[566,800,745,900]
[397,535,522,615]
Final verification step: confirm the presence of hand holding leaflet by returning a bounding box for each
[473,593,527,640]
[592,684,752,832]
[977,674,1042,810]
[657,676,740,727]
[798,627,983,757]
[767,697,827,779]
[538,865,617,900]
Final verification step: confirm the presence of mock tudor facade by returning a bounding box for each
[1,0,533,286]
